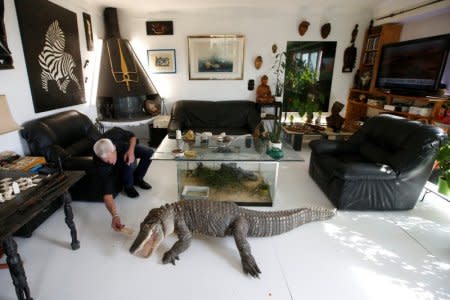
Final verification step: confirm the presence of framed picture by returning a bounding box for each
[15,0,85,113]
[147,49,176,74]
[82,12,93,51]
[0,0,14,69]
[188,35,245,80]
[146,21,173,35]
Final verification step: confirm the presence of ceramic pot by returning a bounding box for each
[438,177,450,195]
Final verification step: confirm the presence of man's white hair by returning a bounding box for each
[93,138,116,158]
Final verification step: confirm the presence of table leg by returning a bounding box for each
[62,192,80,250]
[2,236,33,300]
[293,134,303,151]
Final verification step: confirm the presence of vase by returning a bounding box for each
[438,177,450,195]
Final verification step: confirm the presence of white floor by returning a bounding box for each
[1,142,450,300]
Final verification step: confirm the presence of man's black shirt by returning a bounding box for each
[94,127,135,195]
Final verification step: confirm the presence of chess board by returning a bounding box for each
[0,175,43,202]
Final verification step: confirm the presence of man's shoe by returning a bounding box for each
[134,179,152,190]
[124,186,139,198]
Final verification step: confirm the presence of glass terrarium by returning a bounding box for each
[152,135,304,207]
[177,161,278,206]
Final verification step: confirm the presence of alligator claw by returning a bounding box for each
[242,255,261,278]
[162,251,180,265]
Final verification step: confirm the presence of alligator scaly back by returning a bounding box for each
[240,207,336,237]
[131,199,336,278]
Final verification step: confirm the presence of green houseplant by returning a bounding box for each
[284,60,323,123]
[435,142,450,195]
[269,119,282,145]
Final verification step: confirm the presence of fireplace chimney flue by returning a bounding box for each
[103,7,121,39]
[97,7,161,121]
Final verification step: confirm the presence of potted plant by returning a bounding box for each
[268,119,282,150]
[435,142,450,195]
[271,50,286,99]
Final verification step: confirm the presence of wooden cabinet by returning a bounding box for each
[344,89,448,132]
[358,23,402,93]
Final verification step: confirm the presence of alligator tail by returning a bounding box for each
[242,207,336,237]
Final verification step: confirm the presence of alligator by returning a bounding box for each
[129,199,336,278]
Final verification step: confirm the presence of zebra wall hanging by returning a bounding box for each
[15,0,85,113]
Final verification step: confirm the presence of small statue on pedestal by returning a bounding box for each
[256,75,275,104]
[326,101,345,132]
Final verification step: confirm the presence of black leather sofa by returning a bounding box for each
[309,115,446,210]
[21,110,121,202]
[167,100,260,138]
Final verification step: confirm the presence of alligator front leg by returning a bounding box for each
[232,216,261,278]
[162,219,192,265]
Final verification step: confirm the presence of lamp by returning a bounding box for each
[0,95,21,134]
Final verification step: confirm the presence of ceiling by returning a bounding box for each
[83,0,383,15]
[81,0,450,22]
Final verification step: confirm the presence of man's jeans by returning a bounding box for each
[116,144,153,187]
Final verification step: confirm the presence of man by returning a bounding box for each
[93,127,153,231]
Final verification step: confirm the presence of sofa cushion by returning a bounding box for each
[168,100,260,138]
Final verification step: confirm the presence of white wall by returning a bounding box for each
[2,0,448,155]
[119,7,372,113]
[0,0,103,155]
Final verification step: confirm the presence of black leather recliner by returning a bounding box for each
[21,110,121,202]
[167,100,261,138]
[309,115,447,210]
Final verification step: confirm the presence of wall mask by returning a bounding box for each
[298,21,310,36]
[254,56,263,69]
[321,23,331,39]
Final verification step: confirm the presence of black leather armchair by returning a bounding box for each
[21,110,121,202]
[167,100,260,138]
[309,115,447,210]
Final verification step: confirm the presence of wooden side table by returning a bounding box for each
[0,170,84,300]
[321,128,354,140]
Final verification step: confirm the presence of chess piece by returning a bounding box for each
[4,187,13,200]
[12,182,20,195]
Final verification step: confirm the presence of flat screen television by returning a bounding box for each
[376,33,450,96]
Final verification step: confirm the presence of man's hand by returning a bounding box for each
[124,150,135,165]
[112,215,125,232]
[124,136,137,165]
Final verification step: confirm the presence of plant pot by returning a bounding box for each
[269,141,282,150]
[438,177,450,195]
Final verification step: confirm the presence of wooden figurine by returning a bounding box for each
[342,24,358,73]
[326,101,345,132]
[256,75,275,104]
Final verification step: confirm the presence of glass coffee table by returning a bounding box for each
[152,135,304,206]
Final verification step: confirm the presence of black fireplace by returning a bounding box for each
[96,8,161,121]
